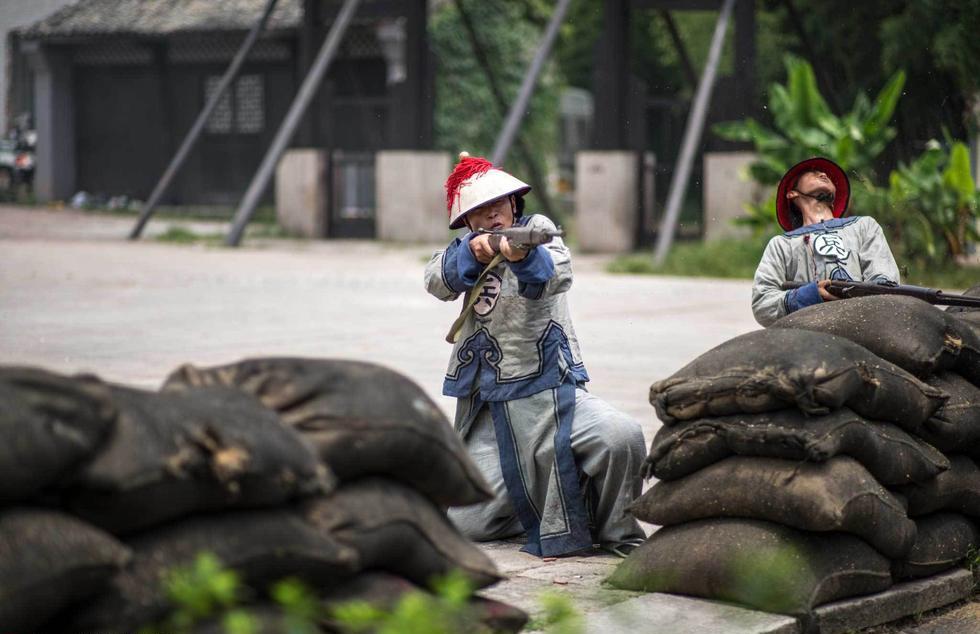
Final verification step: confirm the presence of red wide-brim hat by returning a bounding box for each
[776,157,850,231]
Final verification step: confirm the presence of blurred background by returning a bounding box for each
[0,0,978,282]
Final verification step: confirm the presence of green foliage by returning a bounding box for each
[140,553,246,634]
[713,56,905,234]
[524,592,583,634]
[875,140,980,266]
[430,0,559,213]
[330,570,485,634]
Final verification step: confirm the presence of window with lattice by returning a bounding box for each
[204,74,264,134]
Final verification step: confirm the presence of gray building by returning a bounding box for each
[15,0,433,237]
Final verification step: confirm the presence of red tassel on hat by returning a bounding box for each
[445,151,493,214]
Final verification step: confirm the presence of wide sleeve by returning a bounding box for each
[423,236,482,301]
[751,236,820,326]
[858,217,901,284]
[508,215,570,300]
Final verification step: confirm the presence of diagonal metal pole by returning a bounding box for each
[452,0,554,219]
[226,0,361,246]
[129,0,279,239]
[490,0,572,166]
[653,0,734,266]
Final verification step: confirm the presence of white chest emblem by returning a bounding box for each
[473,272,502,316]
[813,232,850,259]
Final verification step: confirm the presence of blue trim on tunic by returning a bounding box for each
[783,216,860,237]
[511,246,553,300]
[784,281,822,314]
[488,381,593,557]
[443,321,590,401]
[441,235,483,293]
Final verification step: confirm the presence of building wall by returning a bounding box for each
[0,0,76,133]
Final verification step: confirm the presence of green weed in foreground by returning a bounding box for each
[154,226,224,245]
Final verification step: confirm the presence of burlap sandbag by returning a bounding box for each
[0,367,116,503]
[944,313,980,386]
[163,358,493,507]
[892,513,980,580]
[632,455,915,558]
[0,508,131,632]
[62,509,359,632]
[645,408,948,486]
[66,385,332,534]
[771,295,965,377]
[898,454,980,517]
[304,479,501,590]
[607,518,892,616]
[916,372,980,453]
[650,329,945,429]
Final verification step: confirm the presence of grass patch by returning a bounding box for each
[608,238,980,290]
[607,238,766,279]
[155,226,224,246]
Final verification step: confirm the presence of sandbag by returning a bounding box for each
[650,329,945,430]
[892,513,980,580]
[631,456,915,558]
[66,385,332,534]
[163,357,493,507]
[0,367,116,503]
[944,313,980,386]
[62,509,359,632]
[304,479,501,590]
[772,295,965,377]
[916,372,980,452]
[898,454,980,517]
[319,573,528,634]
[607,518,892,616]
[645,408,948,486]
[0,508,131,632]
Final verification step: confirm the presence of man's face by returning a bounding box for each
[465,197,515,232]
[794,170,836,201]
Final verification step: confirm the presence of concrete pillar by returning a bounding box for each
[26,42,74,202]
[575,151,637,253]
[702,151,762,242]
[275,149,328,238]
[376,150,451,242]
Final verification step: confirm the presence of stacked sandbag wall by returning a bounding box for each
[610,295,980,623]
[0,359,526,633]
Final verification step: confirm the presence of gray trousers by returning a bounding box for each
[449,388,647,546]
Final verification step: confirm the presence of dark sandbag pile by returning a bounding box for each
[615,298,980,621]
[0,360,525,633]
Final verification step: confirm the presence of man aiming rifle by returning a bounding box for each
[423,153,646,559]
[752,157,902,326]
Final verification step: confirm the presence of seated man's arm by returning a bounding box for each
[506,215,569,300]
[859,217,901,285]
[423,236,483,301]
[752,237,821,326]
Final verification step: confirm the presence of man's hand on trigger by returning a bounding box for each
[469,234,496,264]
[817,279,840,301]
[500,237,528,262]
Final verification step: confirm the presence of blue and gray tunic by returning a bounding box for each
[424,214,644,557]
[752,216,900,327]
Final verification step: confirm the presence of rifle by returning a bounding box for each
[477,225,564,251]
[444,226,565,344]
[780,280,980,309]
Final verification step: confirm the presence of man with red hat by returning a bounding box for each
[752,157,900,326]
[424,153,646,558]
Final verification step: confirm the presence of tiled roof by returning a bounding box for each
[19,0,302,37]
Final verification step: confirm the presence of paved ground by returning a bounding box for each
[4,205,977,632]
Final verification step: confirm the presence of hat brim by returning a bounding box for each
[775,157,850,232]
[448,185,532,230]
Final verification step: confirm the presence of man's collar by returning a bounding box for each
[784,216,860,237]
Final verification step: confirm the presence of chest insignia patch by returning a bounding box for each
[473,271,502,317]
[813,232,850,260]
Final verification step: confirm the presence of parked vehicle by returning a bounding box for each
[0,129,35,196]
